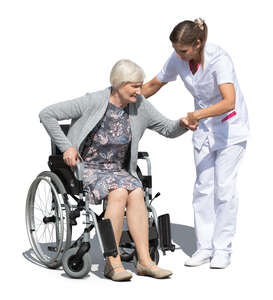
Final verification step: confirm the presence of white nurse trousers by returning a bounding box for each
[193,139,246,254]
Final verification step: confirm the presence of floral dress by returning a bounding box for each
[82,101,142,204]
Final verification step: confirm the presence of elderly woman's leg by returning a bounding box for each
[126,188,155,266]
[126,188,173,278]
[104,188,128,272]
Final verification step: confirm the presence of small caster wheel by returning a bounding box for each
[62,247,91,279]
[119,247,136,262]
[149,246,160,265]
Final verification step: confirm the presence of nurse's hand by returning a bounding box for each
[63,146,80,167]
[187,112,199,129]
[180,117,198,131]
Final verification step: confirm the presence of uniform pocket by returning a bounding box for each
[221,111,237,122]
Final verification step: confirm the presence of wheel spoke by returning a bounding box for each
[37,188,49,216]
[34,195,45,213]
[49,223,55,243]
[46,223,54,243]
[39,224,47,242]
[35,220,43,232]
[34,216,43,224]
[26,174,72,267]
[34,206,46,215]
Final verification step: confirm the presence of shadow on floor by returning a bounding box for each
[23,223,196,279]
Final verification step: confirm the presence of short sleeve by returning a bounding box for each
[213,54,235,85]
[157,52,178,83]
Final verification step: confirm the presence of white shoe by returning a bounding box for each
[210,252,231,269]
[184,249,212,267]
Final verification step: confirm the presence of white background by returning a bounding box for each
[1,0,272,298]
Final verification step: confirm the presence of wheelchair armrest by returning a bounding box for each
[48,155,83,195]
[138,152,149,159]
[73,161,83,181]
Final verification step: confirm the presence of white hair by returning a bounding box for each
[110,59,145,89]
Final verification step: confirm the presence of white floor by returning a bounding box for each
[5,133,273,299]
[12,191,273,300]
[2,0,273,298]
[15,224,272,300]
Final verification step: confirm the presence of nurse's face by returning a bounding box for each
[172,41,201,62]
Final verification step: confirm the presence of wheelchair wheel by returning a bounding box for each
[62,247,91,279]
[25,171,72,269]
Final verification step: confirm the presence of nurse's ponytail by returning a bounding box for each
[169,18,208,69]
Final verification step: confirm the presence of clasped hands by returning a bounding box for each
[180,112,199,131]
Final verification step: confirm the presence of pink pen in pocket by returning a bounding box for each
[221,111,237,122]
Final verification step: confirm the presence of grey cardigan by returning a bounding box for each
[39,87,187,179]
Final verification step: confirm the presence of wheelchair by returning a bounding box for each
[25,124,175,278]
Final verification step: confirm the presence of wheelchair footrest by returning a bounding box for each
[158,214,175,254]
[98,219,118,257]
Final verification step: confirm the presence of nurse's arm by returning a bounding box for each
[189,83,236,122]
[142,77,167,98]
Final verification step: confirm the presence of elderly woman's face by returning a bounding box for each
[118,82,143,104]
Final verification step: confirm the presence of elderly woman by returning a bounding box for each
[39,59,188,281]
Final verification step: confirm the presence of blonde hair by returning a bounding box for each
[169,18,208,69]
[110,59,145,89]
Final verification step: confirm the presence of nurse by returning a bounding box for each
[142,18,249,269]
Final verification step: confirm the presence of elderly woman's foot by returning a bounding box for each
[104,262,132,281]
[136,261,172,279]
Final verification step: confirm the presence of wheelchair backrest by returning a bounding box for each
[49,123,82,196]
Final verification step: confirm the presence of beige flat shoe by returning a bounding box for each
[136,262,172,279]
[104,263,132,281]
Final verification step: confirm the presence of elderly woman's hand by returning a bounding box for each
[186,112,199,130]
[63,146,80,167]
[180,116,198,131]
[180,117,189,129]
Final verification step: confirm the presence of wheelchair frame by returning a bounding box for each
[25,124,175,278]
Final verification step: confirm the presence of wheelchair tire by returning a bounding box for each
[62,247,91,279]
[26,171,72,269]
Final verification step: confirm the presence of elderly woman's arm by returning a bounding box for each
[143,99,188,137]
[39,94,90,153]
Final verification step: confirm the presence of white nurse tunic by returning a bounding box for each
[157,43,249,254]
[157,43,249,151]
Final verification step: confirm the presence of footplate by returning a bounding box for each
[158,214,175,254]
